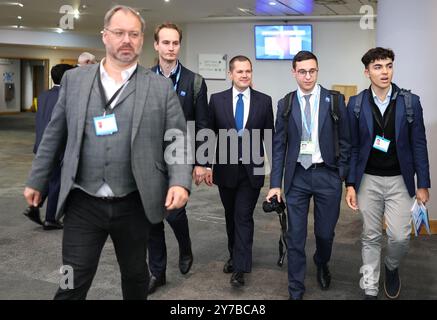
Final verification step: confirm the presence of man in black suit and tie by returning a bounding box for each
[206,55,274,287]
[148,23,209,294]
[24,63,75,230]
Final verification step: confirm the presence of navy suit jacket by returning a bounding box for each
[151,63,209,165]
[209,87,274,189]
[34,86,61,154]
[270,86,351,195]
[346,84,430,197]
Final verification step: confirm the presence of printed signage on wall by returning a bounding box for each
[198,54,227,80]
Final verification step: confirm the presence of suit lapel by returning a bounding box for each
[395,96,403,141]
[245,89,258,129]
[362,91,374,139]
[76,65,98,144]
[131,66,150,144]
[223,88,236,129]
[318,87,330,136]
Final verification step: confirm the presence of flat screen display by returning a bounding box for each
[255,25,313,60]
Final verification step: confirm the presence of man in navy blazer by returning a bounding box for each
[206,55,274,288]
[148,23,209,294]
[267,51,351,300]
[29,63,75,230]
[345,47,430,300]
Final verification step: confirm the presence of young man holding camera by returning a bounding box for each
[266,51,351,300]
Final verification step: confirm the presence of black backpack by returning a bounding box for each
[281,90,343,159]
[353,88,414,123]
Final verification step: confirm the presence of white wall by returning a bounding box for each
[377,0,437,220]
[184,21,376,108]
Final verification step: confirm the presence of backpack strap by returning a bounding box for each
[281,91,296,146]
[353,90,365,119]
[399,89,414,124]
[328,90,341,159]
[193,73,203,106]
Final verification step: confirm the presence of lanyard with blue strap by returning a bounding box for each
[156,63,181,92]
[298,87,320,140]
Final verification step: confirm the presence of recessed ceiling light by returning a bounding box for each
[269,1,277,5]
[164,0,170,2]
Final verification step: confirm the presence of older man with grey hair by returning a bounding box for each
[77,52,97,66]
[24,5,191,300]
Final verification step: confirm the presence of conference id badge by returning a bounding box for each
[373,135,390,153]
[300,141,316,155]
[93,114,118,136]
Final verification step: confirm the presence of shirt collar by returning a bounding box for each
[100,58,137,83]
[158,60,180,78]
[297,84,319,100]
[233,86,250,100]
[371,85,393,103]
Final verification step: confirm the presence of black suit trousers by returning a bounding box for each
[218,165,261,273]
[54,189,152,300]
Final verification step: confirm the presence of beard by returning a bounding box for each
[108,44,141,64]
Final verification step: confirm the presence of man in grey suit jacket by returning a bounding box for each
[23,5,191,300]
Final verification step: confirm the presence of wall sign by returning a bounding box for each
[198,54,227,80]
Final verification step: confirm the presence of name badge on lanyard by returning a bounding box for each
[373,135,391,153]
[94,114,118,136]
[300,141,316,155]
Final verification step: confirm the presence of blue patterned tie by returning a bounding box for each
[300,94,312,169]
[235,93,244,134]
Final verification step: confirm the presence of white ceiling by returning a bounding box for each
[0,0,378,35]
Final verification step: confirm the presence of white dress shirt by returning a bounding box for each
[371,85,392,116]
[297,84,323,164]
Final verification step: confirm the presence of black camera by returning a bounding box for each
[262,195,285,214]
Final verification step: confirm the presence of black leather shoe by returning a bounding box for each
[316,264,331,290]
[364,294,378,300]
[148,274,166,295]
[23,206,43,225]
[179,247,193,275]
[43,220,63,230]
[223,258,234,273]
[384,264,401,299]
[230,272,244,288]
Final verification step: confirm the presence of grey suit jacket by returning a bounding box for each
[26,63,192,224]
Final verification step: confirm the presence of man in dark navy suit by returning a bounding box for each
[25,63,75,230]
[206,55,274,288]
[148,23,209,294]
[267,51,351,300]
[345,47,430,300]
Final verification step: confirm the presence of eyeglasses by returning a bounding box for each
[296,68,318,77]
[104,28,142,40]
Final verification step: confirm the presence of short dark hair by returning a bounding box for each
[361,47,395,68]
[292,51,318,70]
[154,23,183,42]
[229,55,252,71]
[51,64,75,85]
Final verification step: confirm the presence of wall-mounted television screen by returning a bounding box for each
[255,25,313,60]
